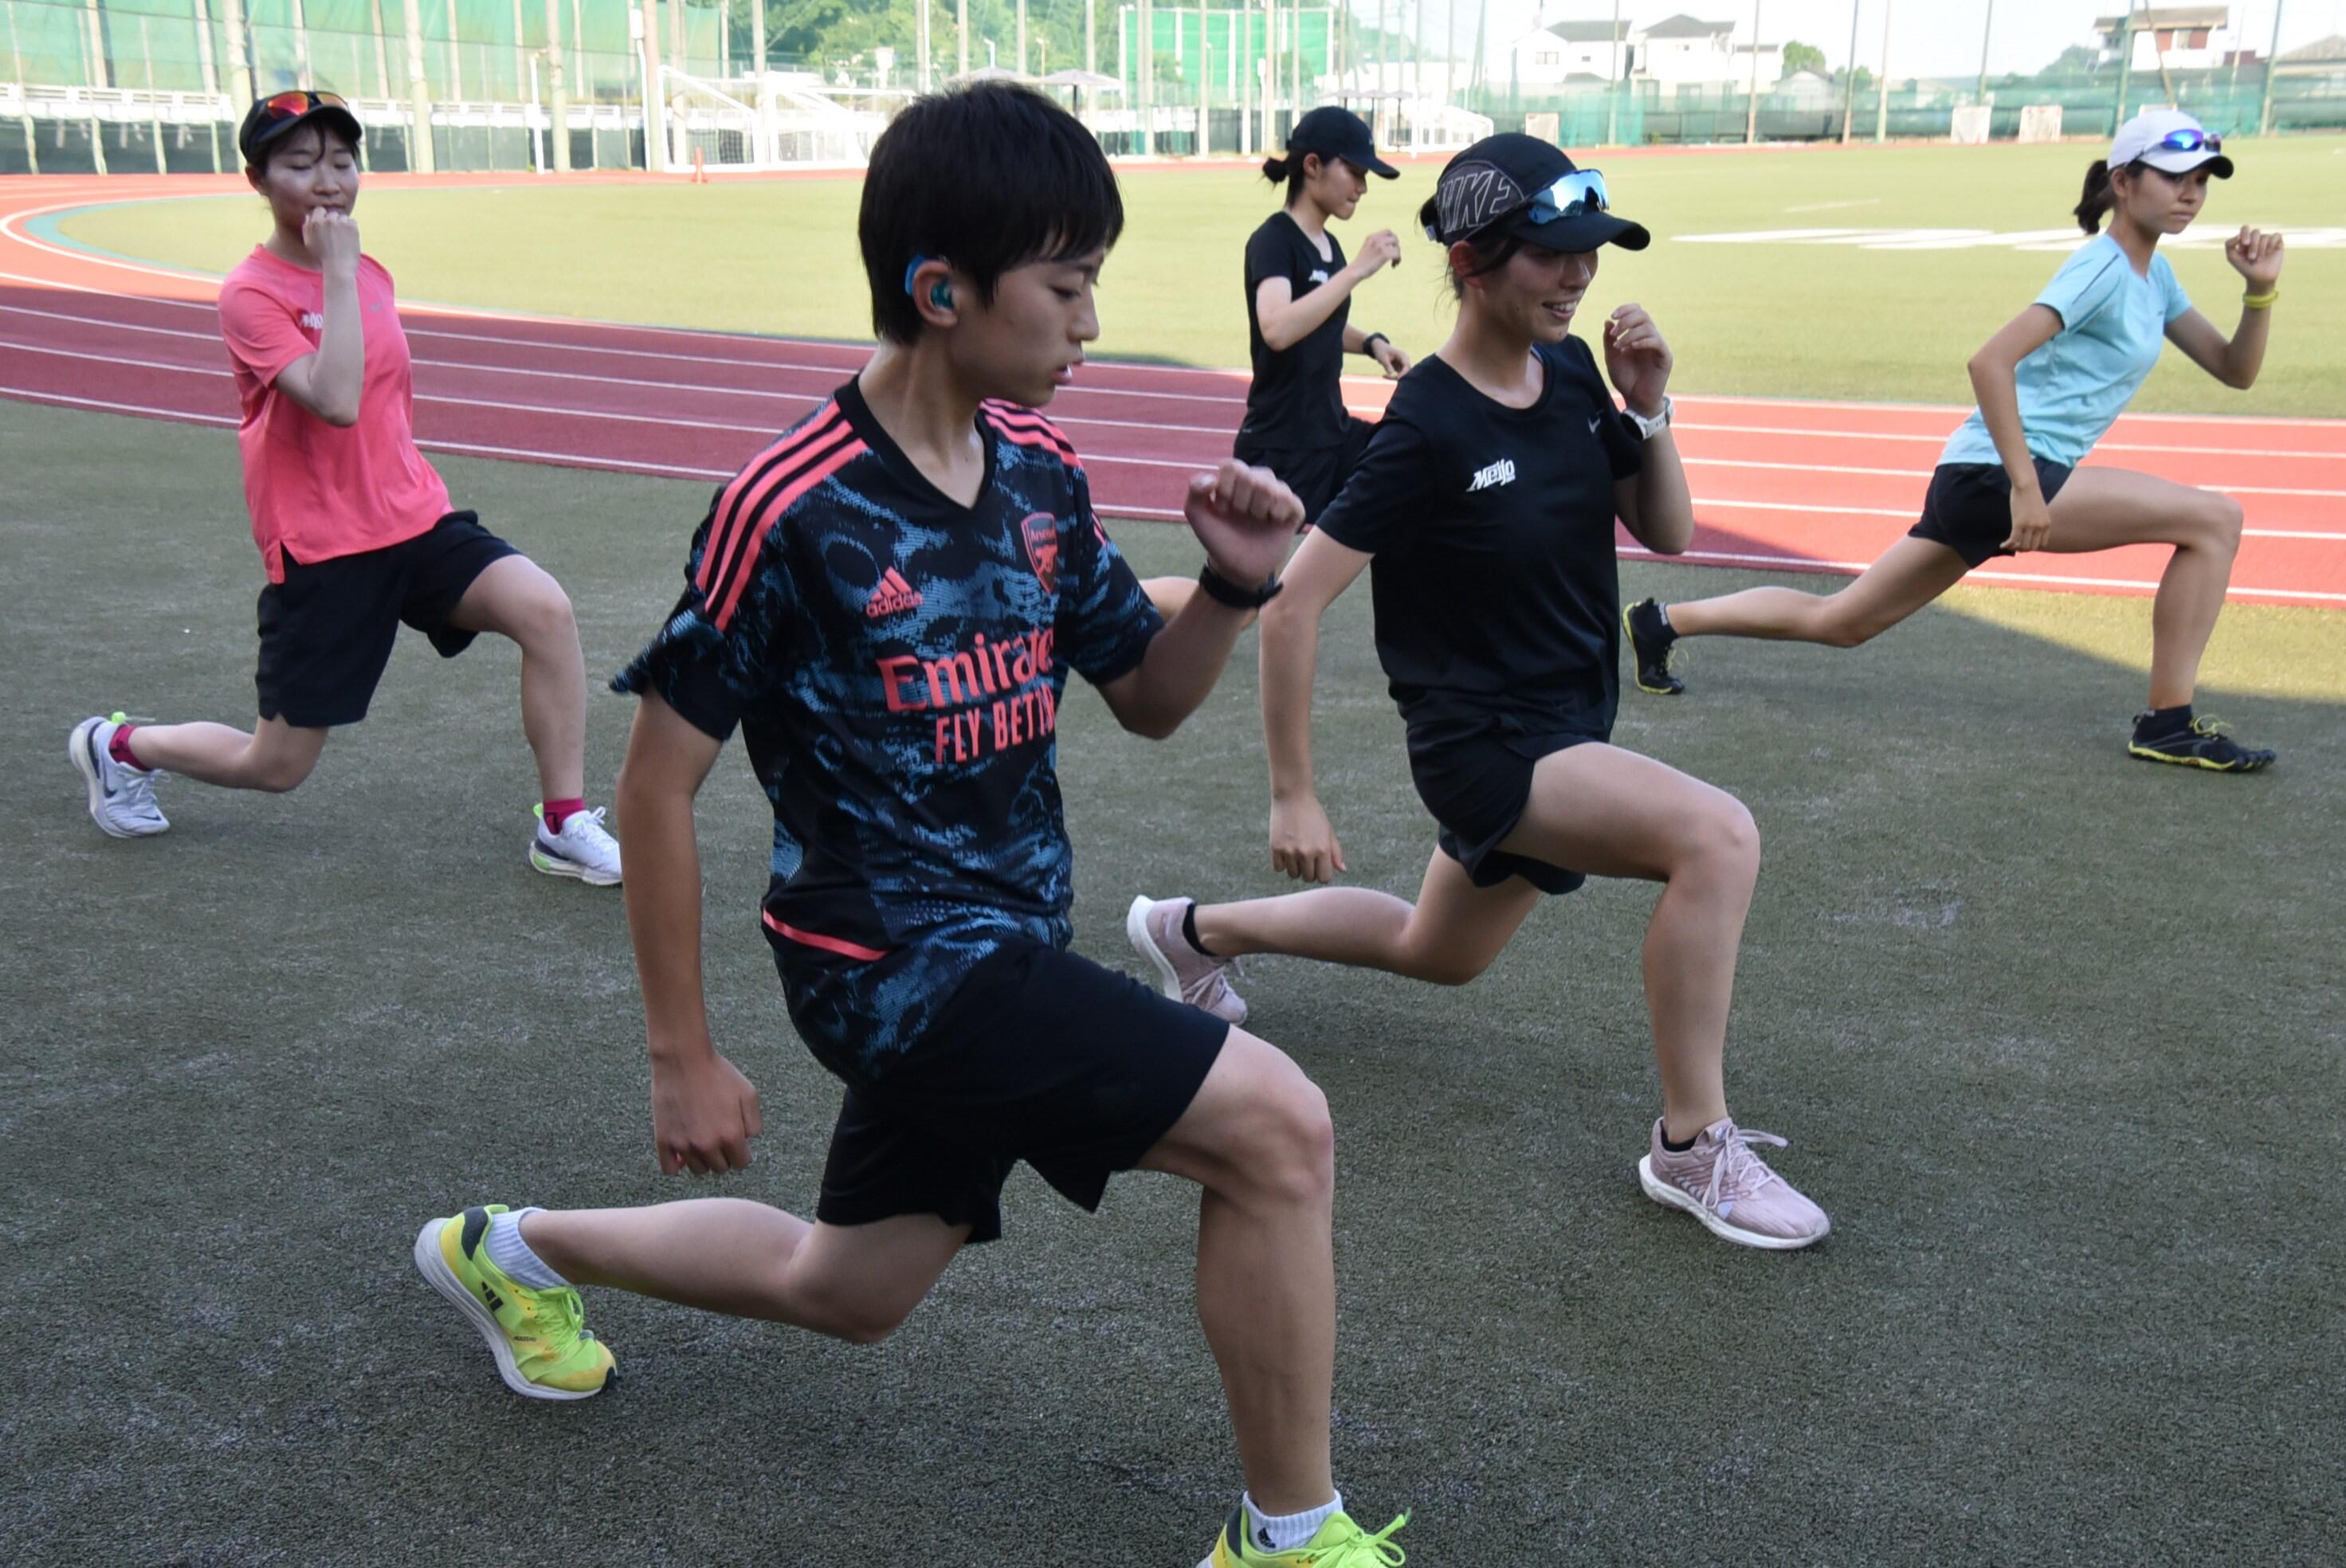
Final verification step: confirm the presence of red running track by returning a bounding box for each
[5,172,2343,606]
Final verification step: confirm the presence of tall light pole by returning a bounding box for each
[403,0,433,171]
[958,0,968,79]
[1605,0,1622,143]
[1838,0,1859,143]
[2259,0,2286,134]
[545,0,570,170]
[1872,0,1891,143]
[1975,0,1993,102]
[1744,0,1760,144]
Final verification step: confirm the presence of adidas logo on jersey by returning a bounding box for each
[865,568,924,619]
[1467,457,1517,492]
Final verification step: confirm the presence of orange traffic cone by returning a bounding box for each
[692,147,707,183]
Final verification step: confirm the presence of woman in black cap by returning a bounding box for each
[1145,108,1408,615]
[1129,135,1831,1252]
[67,92,622,886]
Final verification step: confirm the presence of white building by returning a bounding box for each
[1639,14,1780,87]
[1507,14,1779,92]
[2093,7,2238,73]
[1508,18,1635,89]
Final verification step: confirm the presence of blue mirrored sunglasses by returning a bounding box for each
[2156,128,2220,152]
[1525,169,1611,225]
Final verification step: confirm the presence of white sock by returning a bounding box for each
[1242,1491,1340,1554]
[484,1206,568,1289]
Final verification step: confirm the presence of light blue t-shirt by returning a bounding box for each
[1940,234,2193,468]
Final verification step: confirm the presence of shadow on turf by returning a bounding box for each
[5,397,2341,1566]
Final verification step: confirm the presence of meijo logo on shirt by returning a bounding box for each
[299,312,326,330]
[1467,457,1517,492]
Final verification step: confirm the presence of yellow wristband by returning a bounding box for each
[2242,288,2279,310]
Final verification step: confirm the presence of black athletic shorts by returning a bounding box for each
[1235,416,1377,531]
[1907,458,2074,569]
[254,512,519,728]
[791,939,1229,1245]
[1406,715,1601,897]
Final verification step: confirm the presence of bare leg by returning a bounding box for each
[1496,745,1763,1142]
[123,715,328,793]
[1193,852,1543,987]
[447,556,587,802]
[523,1201,966,1345]
[1661,535,1971,648]
[1137,1029,1338,1516]
[2040,467,2245,709]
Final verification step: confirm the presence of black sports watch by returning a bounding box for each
[1197,562,1285,610]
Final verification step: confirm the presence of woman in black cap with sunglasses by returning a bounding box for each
[1145,108,1408,615]
[1129,136,1831,1252]
[69,92,622,884]
[1625,108,2282,773]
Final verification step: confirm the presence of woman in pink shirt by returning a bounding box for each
[69,92,620,884]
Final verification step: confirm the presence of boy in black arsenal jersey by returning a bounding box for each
[413,84,1414,1564]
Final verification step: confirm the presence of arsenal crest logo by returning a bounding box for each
[1020,512,1060,595]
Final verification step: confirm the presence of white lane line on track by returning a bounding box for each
[20,308,2343,467]
[8,340,2344,532]
[10,235,2346,444]
[9,382,2340,598]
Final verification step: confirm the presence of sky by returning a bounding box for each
[1372,1,2346,75]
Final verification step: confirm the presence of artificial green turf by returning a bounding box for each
[4,396,2342,1564]
[58,135,2346,416]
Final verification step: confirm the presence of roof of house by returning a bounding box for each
[2092,7,2231,33]
[1543,19,1631,43]
[2277,33,2346,63]
[1642,14,1734,41]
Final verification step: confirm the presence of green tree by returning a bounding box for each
[1781,39,1826,76]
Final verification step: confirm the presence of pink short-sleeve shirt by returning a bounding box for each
[217,246,452,582]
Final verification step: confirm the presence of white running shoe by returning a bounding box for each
[1127,894,1248,1025]
[69,714,169,838]
[530,805,622,886]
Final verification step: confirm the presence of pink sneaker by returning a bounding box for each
[1126,895,1247,1026]
[1637,1117,1830,1251]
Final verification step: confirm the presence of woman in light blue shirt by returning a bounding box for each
[1624,109,2285,772]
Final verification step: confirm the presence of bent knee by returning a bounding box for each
[1678,795,1760,877]
[798,1288,915,1347]
[1402,947,1497,987]
[520,585,578,643]
[248,753,318,793]
[1234,1076,1336,1207]
[2200,492,2246,547]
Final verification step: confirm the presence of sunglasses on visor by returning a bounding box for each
[2153,127,2221,153]
[1428,168,1614,241]
[257,89,349,125]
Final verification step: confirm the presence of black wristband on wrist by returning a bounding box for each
[1198,563,1285,609]
[1362,331,1390,354]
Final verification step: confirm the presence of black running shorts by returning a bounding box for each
[253,512,520,728]
[1907,458,2074,569]
[1406,715,1600,897]
[793,939,1229,1245]
[1234,416,1378,531]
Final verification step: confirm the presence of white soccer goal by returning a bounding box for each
[1950,104,1992,145]
[2017,104,2065,143]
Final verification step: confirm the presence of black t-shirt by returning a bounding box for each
[1315,335,1645,739]
[1239,212,1352,451]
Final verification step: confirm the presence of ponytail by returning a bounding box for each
[2073,159,2114,234]
[1262,152,1309,202]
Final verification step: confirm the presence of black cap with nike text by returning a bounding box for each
[1425,133,1650,253]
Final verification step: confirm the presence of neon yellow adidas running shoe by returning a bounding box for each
[413,1203,614,1401]
[1198,1505,1410,1567]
